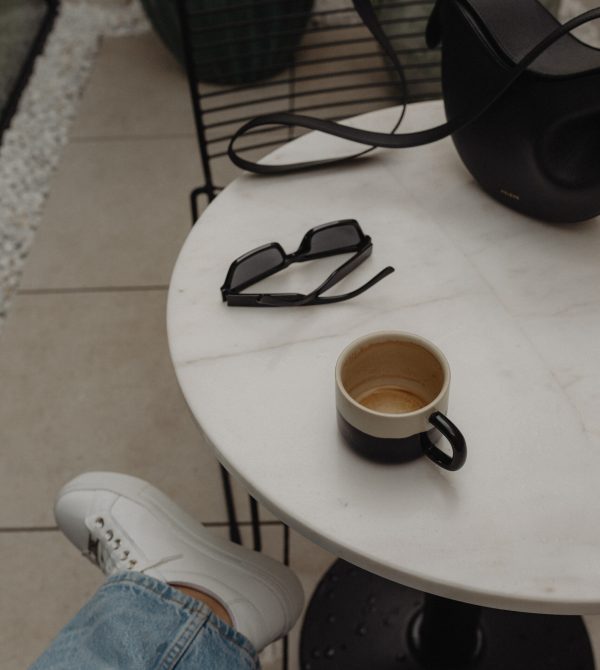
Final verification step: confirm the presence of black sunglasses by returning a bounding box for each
[220,219,394,307]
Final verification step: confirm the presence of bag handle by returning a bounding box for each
[227,1,600,175]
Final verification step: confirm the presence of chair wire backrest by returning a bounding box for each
[175,0,441,221]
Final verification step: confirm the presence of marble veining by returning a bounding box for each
[167,101,600,615]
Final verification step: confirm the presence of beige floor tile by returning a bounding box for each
[20,136,200,290]
[0,530,103,670]
[70,32,195,140]
[0,290,243,527]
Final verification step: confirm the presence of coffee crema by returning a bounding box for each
[356,385,428,414]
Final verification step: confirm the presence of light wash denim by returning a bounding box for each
[30,572,260,670]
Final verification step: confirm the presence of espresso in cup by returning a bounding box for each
[335,332,466,470]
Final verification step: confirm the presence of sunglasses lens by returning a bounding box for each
[308,222,362,254]
[229,246,285,290]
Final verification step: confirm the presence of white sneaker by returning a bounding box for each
[54,471,304,652]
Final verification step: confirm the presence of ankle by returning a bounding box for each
[170,583,234,628]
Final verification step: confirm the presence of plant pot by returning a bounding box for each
[140,0,314,85]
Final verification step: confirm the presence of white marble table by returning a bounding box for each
[167,101,600,619]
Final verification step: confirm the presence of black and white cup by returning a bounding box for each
[335,331,466,471]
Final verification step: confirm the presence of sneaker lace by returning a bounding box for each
[83,513,182,576]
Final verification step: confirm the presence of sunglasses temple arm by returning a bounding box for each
[245,266,394,306]
[304,244,373,300]
[254,292,308,306]
[312,265,395,304]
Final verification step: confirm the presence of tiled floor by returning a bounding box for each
[1,30,335,670]
[4,19,600,670]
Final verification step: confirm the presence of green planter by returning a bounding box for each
[140,0,314,85]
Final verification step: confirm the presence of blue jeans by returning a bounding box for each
[30,572,260,670]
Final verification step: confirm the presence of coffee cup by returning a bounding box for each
[335,331,466,471]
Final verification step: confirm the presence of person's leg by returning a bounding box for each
[30,472,304,670]
[31,572,258,670]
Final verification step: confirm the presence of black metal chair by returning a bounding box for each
[172,4,441,664]
[175,0,442,220]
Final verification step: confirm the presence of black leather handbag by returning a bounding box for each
[229,0,600,223]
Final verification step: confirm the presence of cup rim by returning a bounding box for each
[335,330,451,419]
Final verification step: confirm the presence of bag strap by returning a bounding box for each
[227,1,600,174]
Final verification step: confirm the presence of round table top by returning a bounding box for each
[167,101,600,615]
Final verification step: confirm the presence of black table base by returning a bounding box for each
[300,560,594,670]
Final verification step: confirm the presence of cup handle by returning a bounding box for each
[421,411,467,471]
